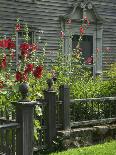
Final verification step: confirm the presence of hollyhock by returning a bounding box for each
[0,39,9,48]
[80,26,84,35]
[83,16,90,25]
[31,43,38,52]
[33,66,43,79]
[22,72,28,81]
[25,63,34,73]
[85,56,93,65]
[20,42,30,57]
[7,38,15,49]
[0,38,15,49]
[15,71,22,81]
[60,31,65,39]
[16,23,21,31]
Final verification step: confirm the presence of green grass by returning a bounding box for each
[49,141,116,155]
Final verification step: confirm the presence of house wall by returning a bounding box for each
[0,0,116,70]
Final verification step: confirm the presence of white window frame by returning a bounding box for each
[60,0,103,76]
[63,22,103,76]
[15,31,35,63]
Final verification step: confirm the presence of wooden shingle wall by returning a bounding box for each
[0,0,116,70]
[93,0,116,71]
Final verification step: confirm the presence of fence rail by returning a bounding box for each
[0,84,116,154]
[70,97,116,125]
[0,122,19,155]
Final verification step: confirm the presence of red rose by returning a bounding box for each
[33,66,43,79]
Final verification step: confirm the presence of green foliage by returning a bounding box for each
[51,50,116,99]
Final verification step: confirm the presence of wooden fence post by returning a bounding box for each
[13,82,36,155]
[44,89,56,146]
[59,85,70,130]
[15,101,36,155]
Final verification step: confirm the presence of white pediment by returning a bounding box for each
[61,0,103,23]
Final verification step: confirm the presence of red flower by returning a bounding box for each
[20,42,30,51]
[80,26,84,35]
[7,38,15,49]
[20,42,30,57]
[22,72,28,81]
[0,39,15,49]
[83,16,90,25]
[0,39,9,48]
[16,24,21,31]
[25,63,34,73]
[60,31,65,39]
[85,56,93,65]
[30,43,38,52]
[0,54,7,69]
[16,71,22,81]
[33,66,43,79]
[15,71,28,82]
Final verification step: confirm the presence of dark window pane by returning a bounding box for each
[72,35,93,60]
[72,35,93,74]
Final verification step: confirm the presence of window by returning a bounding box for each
[15,31,34,61]
[72,35,93,63]
[60,1,103,76]
[72,35,93,72]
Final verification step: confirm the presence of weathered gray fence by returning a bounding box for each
[0,84,116,154]
[35,84,116,150]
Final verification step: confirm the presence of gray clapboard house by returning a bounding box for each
[0,0,116,75]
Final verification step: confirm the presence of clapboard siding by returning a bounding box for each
[0,0,116,71]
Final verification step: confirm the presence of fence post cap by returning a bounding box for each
[44,89,56,93]
[12,101,37,107]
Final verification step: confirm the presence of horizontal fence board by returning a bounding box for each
[71,118,116,128]
[0,123,20,129]
[70,97,116,103]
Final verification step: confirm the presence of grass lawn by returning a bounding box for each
[49,140,116,155]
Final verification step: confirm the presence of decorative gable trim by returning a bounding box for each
[60,0,103,24]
